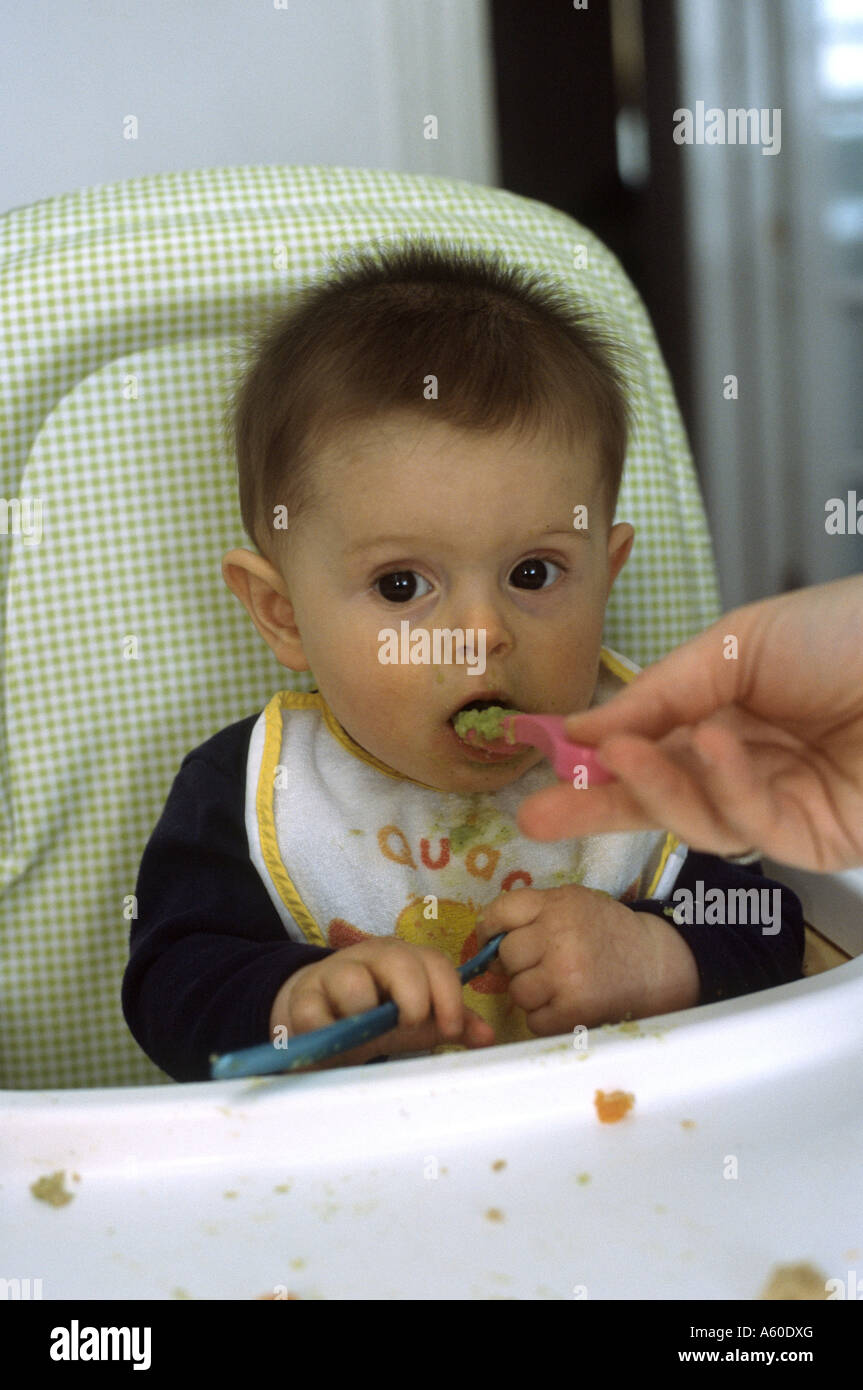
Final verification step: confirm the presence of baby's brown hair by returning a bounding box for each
[228,241,633,562]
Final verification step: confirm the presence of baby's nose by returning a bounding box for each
[447,594,513,656]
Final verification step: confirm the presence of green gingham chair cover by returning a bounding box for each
[0,164,720,1088]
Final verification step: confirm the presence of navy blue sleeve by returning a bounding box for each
[121,714,335,1082]
[626,850,805,1004]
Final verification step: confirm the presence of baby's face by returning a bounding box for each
[281,411,632,793]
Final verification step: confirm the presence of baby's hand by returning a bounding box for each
[268,937,496,1069]
[474,885,699,1033]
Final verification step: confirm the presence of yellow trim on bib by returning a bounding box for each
[318,698,410,782]
[599,645,639,685]
[256,692,328,947]
[645,831,682,897]
[255,689,439,942]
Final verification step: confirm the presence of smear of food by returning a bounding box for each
[759,1263,830,1300]
[594,1089,635,1123]
[441,796,515,854]
[30,1171,74,1207]
[485,1207,505,1222]
[453,706,519,743]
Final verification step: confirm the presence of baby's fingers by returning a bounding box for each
[421,949,475,1039]
[460,1008,497,1049]
[288,960,378,1034]
[365,948,436,1030]
[475,887,542,944]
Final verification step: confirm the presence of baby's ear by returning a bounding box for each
[222,547,286,599]
[606,523,635,592]
[221,548,310,671]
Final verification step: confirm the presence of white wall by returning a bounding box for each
[0,0,498,214]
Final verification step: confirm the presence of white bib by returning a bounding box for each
[245,646,686,1045]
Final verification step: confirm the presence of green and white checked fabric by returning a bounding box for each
[0,164,720,1089]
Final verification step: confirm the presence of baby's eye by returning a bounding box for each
[375,570,432,603]
[508,558,562,590]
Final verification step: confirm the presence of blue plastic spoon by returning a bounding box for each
[210,931,506,1080]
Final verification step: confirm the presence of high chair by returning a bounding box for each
[2,164,860,1300]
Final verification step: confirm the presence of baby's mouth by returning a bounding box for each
[448,696,523,749]
[449,694,507,724]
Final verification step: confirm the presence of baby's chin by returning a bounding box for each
[403,749,542,795]
[334,716,541,792]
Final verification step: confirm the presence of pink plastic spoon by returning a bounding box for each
[462,713,614,784]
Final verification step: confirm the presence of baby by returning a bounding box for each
[122,242,804,1081]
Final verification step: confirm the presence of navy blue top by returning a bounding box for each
[122,714,806,1082]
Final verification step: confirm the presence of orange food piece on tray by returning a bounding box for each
[594,1089,635,1123]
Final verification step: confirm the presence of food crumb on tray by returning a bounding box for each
[759,1263,830,1300]
[594,1089,635,1123]
[30,1171,75,1207]
[485,1207,505,1222]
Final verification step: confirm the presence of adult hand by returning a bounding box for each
[518,577,863,873]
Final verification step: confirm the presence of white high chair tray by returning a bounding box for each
[4,953,862,1301]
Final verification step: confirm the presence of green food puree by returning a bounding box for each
[453,705,519,743]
